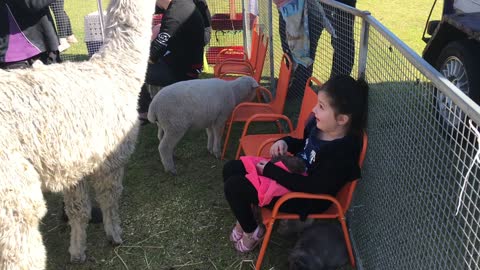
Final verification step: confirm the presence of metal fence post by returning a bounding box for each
[242,0,248,57]
[97,0,105,41]
[268,0,275,92]
[357,12,370,80]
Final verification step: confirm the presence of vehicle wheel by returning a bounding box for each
[435,40,480,131]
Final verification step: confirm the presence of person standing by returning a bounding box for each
[276,0,357,99]
[0,0,61,69]
[50,0,78,52]
[138,0,205,123]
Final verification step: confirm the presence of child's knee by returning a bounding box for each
[222,160,245,181]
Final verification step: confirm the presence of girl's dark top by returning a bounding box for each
[262,116,362,216]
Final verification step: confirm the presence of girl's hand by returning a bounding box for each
[270,140,288,157]
[256,160,268,175]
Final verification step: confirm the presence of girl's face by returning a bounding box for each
[312,91,348,133]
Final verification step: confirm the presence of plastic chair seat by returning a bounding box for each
[259,200,343,225]
[239,134,285,157]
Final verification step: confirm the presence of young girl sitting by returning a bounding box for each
[222,74,369,253]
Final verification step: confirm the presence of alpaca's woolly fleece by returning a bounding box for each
[147,76,259,174]
[0,0,155,269]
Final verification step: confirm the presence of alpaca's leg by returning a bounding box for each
[91,168,123,245]
[159,128,187,175]
[0,156,47,270]
[212,122,226,159]
[64,179,91,263]
[206,126,214,154]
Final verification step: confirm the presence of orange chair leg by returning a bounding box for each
[221,118,234,160]
[339,218,356,268]
[255,219,276,270]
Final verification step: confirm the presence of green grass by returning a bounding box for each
[357,0,443,54]
[41,1,441,269]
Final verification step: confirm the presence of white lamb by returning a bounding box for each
[0,0,154,269]
[147,76,259,174]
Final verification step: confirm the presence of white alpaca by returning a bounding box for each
[147,76,259,174]
[0,0,154,269]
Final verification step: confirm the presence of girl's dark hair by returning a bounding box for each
[319,75,369,135]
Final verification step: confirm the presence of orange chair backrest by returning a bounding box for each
[252,33,269,82]
[269,54,293,113]
[334,131,368,214]
[249,18,260,66]
[291,77,322,138]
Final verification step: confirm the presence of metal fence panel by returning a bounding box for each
[54,0,105,62]
[257,0,480,268]
[350,14,480,268]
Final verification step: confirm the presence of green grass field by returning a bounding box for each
[41,1,443,269]
[357,0,442,54]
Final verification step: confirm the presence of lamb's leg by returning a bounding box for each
[64,179,91,263]
[156,123,164,142]
[0,156,47,270]
[206,127,214,154]
[91,168,123,245]
[212,122,226,159]
[159,128,187,175]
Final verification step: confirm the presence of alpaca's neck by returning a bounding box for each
[91,0,154,84]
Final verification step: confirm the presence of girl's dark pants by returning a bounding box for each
[223,160,315,233]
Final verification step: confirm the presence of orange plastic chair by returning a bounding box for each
[220,53,293,160]
[235,77,322,159]
[216,33,269,82]
[212,18,260,72]
[255,131,368,270]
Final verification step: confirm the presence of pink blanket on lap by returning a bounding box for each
[240,156,305,206]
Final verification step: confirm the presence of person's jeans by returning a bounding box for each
[278,0,357,98]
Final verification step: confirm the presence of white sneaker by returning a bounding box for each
[58,38,70,52]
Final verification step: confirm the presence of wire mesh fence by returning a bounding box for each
[326,3,480,270]
[246,0,480,269]
[51,0,106,62]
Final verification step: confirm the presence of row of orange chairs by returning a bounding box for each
[213,18,269,83]
[219,73,367,269]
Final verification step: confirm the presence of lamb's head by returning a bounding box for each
[231,76,260,105]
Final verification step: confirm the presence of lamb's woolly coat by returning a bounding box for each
[0,0,154,269]
[147,76,259,174]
